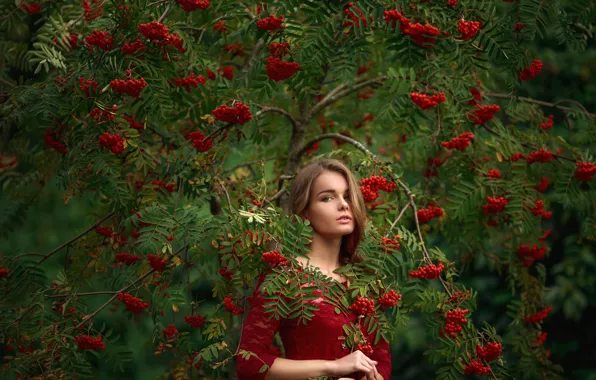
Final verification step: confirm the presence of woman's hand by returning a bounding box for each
[327,350,379,378]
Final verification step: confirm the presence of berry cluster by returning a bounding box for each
[457,19,482,40]
[448,290,471,304]
[270,42,290,57]
[265,56,300,82]
[138,21,170,41]
[574,161,596,182]
[172,73,206,92]
[115,252,141,266]
[359,175,397,202]
[83,0,103,21]
[219,266,234,280]
[424,156,444,177]
[344,2,371,27]
[469,87,482,105]
[213,20,227,33]
[223,295,244,315]
[463,359,491,375]
[184,314,206,328]
[517,243,546,267]
[256,15,284,30]
[514,23,527,31]
[534,177,549,192]
[417,204,444,224]
[261,250,288,267]
[532,332,548,346]
[85,30,114,51]
[44,128,68,154]
[378,290,401,309]
[95,225,113,237]
[410,92,446,110]
[384,10,441,48]
[481,196,508,214]
[539,114,554,130]
[487,169,501,179]
[0,268,8,278]
[508,152,526,161]
[381,235,401,253]
[409,262,444,279]
[121,39,146,55]
[526,148,554,164]
[78,77,98,98]
[118,292,149,313]
[523,306,552,323]
[212,102,252,124]
[441,132,474,151]
[177,0,210,12]
[162,324,179,339]
[218,66,234,80]
[184,131,213,152]
[0,155,17,170]
[476,341,503,361]
[447,0,457,6]
[442,308,468,337]
[110,78,147,98]
[349,297,376,316]
[355,344,374,356]
[152,180,175,192]
[21,3,42,13]
[148,254,168,272]
[518,59,543,81]
[90,105,118,122]
[123,115,144,131]
[74,335,105,351]
[469,104,500,124]
[99,132,125,154]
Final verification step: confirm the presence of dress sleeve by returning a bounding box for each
[236,272,282,380]
[369,335,392,380]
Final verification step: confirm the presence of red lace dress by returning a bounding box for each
[236,271,392,380]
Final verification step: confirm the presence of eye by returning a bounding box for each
[322,196,332,202]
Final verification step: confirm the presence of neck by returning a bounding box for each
[303,234,343,273]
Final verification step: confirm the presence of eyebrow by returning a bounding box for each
[317,189,350,196]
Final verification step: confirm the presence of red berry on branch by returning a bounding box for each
[256,15,284,31]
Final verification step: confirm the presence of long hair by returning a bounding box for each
[289,158,367,265]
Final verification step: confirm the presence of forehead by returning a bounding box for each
[311,171,349,192]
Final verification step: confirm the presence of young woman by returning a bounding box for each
[236,159,392,380]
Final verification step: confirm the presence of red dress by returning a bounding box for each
[236,271,392,380]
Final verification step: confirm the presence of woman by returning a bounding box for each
[236,159,392,380]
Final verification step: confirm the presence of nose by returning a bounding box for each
[339,197,349,210]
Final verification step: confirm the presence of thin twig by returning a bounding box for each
[45,291,118,299]
[266,187,287,203]
[485,92,595,120]
[157,3,171,23]
[255,105,298,131]
[222,156,280,174]
[385,203,410,238]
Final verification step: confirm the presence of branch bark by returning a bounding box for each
[485,92,595,120]
[255,105,298,132]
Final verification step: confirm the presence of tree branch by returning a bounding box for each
[485,92,595,120]
[255,105,298,131]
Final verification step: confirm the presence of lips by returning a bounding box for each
[336,215,352,221]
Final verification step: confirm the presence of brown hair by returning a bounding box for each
[289,158,367,265]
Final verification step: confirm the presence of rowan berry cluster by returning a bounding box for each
[118,292,149,313]
[355,344,374,356]
[172,73,206,92]
[261,250,288,267]
[514,23,527,31]
[508,152,526,161]
[344,2,371,27]
[121,115,142,131]
[212,102,252,124]
[440,132,474,151]
[381,235,401,253]
[384,10,441,48]
[265,56,300,82]
[417,204,444,224]
[574,161,596,182]
[110,78,147,98]
[121,39,146,55]
[213,20,227,33]
[539,115,554,130]
[184,315,206,328]
[218,66,234,80]
[224,42,245,57]
[410,92,446,110]
[464,359,491,375]
[424,156,444,177]
[148,254,168,272]
[359,175,397,202]
[78,77,98,98]
[138,21,170,41]
[44,129,68,154]
[184,131,213,152]
[477,341,503,361]
[448,290,471,304]
[152,180,175,192]
[177,0,210,12]
[533,332,548,346]
[98,132,125,154]
[378,290,401,309]
[487,169,501,179]
[409,262,444,279]
[481,196,508,214]
[85,30,114,51]
[219,266,234,280]
[95,225,113,237]
[256,15,284,30]
[21,3,42,13]
[526,148,554,164]
[469,104,500,124]
[457,19,482,40]
[523,306,552,323]
[270,42,290,57]
[83,0,103,21]
[0,268,8,278]
[349,297,376,316]
[442,308,468,337]
[469,87,482,105]
[223,295,244,315]
[90,105,118,122]
[115,252,141,266]
[162,324,179,339]
[535,177,549,192]
[528,200,544,216]
[517,243,546,267]
[518,59,543,81]
[74,335,105,351]
[447,0,457,6]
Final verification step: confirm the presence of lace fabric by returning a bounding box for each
[236,271,392,380]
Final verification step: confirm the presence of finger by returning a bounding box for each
[359,362,374,374]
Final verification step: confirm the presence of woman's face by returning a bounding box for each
[304,171,354,238]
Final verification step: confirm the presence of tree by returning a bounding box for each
[1,0,594,379]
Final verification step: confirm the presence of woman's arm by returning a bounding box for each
[265,358,334,380]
